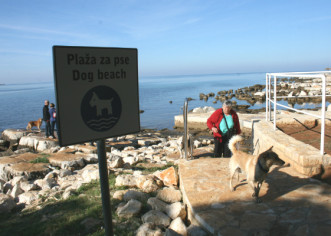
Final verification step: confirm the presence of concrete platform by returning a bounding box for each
[179,158,331,235]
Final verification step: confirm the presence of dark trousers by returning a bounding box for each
[50,121,56,137]
[45,120,51,137]
[214,137,232,158]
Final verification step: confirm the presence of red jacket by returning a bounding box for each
[207,108,241,142]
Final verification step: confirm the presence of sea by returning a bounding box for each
[0,72,327,133]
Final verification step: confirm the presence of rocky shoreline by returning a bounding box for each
[0,128,219,235]
[198,77,331,113]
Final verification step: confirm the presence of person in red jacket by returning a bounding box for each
[207,100,241,157]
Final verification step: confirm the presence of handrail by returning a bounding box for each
[265,71,330,155]
[183,98,189,160]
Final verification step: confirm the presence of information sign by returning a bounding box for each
[53,46,140,146]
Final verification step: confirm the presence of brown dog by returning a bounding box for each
[26,118,43,131]
[228,135,285,203]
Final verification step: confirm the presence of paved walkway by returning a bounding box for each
[179,157,331,235]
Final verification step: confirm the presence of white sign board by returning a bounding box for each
[53,46,140,146]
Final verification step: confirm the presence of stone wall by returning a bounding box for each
[253,120,330,177]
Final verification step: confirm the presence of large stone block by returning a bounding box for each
[2,129,27,144]
[253,120,330,177]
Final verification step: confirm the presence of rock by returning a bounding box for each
[18,136,59,151]
[142,210,171,227]
[81,164,99,182]
[42,178,57,190]
[75,145,97,154]
[136,222,164,236]
[63,188,75,200]
[137,175,161,193]
[82,154,98,164]
[165,229,181,236]
[18,136,37,150]
[59,169,72,178]
[298,90,307,97]
[187,224,208,236]
[11,176,27,186]
[165,202,186,220]
[116,199,142,218]
[9,183,24,198]
[123,156,139,165]
[3,183,13,194]
[192,107,204,113]
[137,138,161,146]
[20,181,38,192]
[193,140,202,149]
[157,187,182,203]
[44,171,58,180]
[328,104,331,111]
[158,167,178,187]
[167,217,187,236]
[254,91,265,97]
[0,179,5,192]
[14,148,30,154]
[203,106,215,113]
[147,197,168,212]
[115,174,137,188]
[0,193,16,213]
[18,191,38,204]
[0,164,10,182]
[0,139,8,148]
[113,190,129,201]
[36,140,59,152]
[123,190,149,202]
[108,155,124,168]
[5,162,50,180]
[2,129,26,144]
[48,153,85,170]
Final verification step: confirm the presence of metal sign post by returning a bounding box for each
[97,139,113,236]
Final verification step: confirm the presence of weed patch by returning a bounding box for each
[30,153,50,164]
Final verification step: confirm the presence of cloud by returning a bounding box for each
[0,23,87,38]
[0,49,50,57]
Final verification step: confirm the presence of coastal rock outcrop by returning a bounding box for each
[0,128,214,234]
[2,129,27,147]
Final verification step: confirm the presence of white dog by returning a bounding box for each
[176,134,194,159]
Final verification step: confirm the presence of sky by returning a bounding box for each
[0,0,330,83]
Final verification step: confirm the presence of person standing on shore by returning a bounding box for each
[49,103,57,139]
[43,100,51,138]
[207,100,241,157]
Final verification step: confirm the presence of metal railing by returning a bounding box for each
[183,98,188,160]
[266,71,331,155]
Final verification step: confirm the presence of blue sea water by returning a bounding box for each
[0,72,327,132]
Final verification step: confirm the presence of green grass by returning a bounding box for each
[0,163,176,236]
[134,162,177,174]
[30,154,50,164]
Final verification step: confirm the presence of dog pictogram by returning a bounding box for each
[81,86,121,132]
[89,92,114,117]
